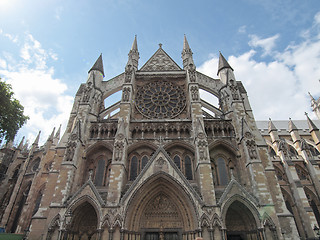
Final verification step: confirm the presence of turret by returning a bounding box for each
[309,92,320,120]
[217,52,235,86]
[306,112,320,149]
[127,35,139,70]
[181,35,194,69]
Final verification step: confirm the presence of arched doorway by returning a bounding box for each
[64,202,99,240]
[124,174,198,240]
[225,200,260,240]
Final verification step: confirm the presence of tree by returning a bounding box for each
[0,79,29,144]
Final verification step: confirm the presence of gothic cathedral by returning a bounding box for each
[1,36,320,240]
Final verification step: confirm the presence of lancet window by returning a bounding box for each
[211,157,230,186]
[129,155,150,181]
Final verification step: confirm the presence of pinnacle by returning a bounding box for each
[268,118,277,133]
[288,118,298,132]
[33,131,41,146]
[131,35,138,51]
[88,54,104,77]
[305,112,319,132]
[183,35,191,51]
[217,52,233,75]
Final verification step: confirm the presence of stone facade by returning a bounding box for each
[0,36,320,240]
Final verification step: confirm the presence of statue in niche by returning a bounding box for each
[188,63,196,82]
[82,82,92,102]
[114,141,124,161]
[190,86,199,101]
[122,87,131,102]
[125,64,133,83]
[246,140,258,159]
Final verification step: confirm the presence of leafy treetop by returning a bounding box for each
[0,79,29,144]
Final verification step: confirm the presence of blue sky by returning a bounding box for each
[0,0,320,144]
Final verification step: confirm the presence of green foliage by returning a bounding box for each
[0,79,29,143]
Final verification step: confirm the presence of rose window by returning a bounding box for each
[135,81,186,118]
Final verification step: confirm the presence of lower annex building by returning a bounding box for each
[1,36,320,240]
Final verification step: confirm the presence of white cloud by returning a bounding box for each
[198,12,320,121]
[249,34,280,56]
[0,32,73,144]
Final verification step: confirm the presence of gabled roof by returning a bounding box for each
[140,46,182,72]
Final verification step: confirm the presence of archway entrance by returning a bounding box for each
[124,175,198,240]
[64,202,98,240]
[141,193,182,240]
[225,201,260,240]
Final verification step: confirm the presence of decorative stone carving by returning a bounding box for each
[125,64,133,83]
[114,141,124,161]
[140,50,180,72]
[135,81,186,119]
[190,86,199,101]
[122,87,131,102]
[229,80,240,100]
[188,63,196,82]
[198,139,208,161]
[300,139,312,158]
[64,140,77,161]
[156,157,166,168]
[82,82,92,102]
[278,139,289,158]
[140,194,182,229]
[246,140,258,159]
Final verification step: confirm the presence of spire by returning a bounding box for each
[55,124,61,139]
[128,35,139,69]
[88,54,104,77]
[305,112,319,132]
[288,118,298,132]
[217,52,233,75]
[33,131,41,146]
[18,136,25,150]
[268,118,277,133]
[48,127,55,142]
[183,34,191,53]
[131,35,138,52]
[181,35,194,69]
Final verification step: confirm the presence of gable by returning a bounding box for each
[140,47,182,72]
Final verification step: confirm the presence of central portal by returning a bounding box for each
[145,232,179,240]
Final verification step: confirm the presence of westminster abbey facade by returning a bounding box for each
[1,36,320,240]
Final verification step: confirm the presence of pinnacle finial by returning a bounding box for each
[305,112,319,132]
[183,35,191,51]
[217,52,233,75]
[131,35,138,51]
[18,136,25,150]
[268,118,277,133]
[288,118,298,132]
[88,54,104,77]
[48,127,55,142]
[33,131,41,146]
[159,43,162,48]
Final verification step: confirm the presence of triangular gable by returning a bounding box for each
[66,179,105,207]
[218,177,259,207]
[121,146,202,204]
[140,47,182,72]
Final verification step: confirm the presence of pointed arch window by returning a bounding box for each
[173,155,181,169]
[130,156,138,181]
[141,156,148,170]
[185,155,193,180]
[32,186,44,216]
[94,158,105,186]
[217,157,229,186]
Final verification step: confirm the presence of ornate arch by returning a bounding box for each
[221,194,261,229]
[85,141,113,157]
[208,139,238,155]
[65,195,102,228]
[123,172,199,232]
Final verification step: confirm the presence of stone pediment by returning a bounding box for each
[217,178,259,207]
[66,179,105,207]
[121,146,202,204]
[140,47,182,72]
